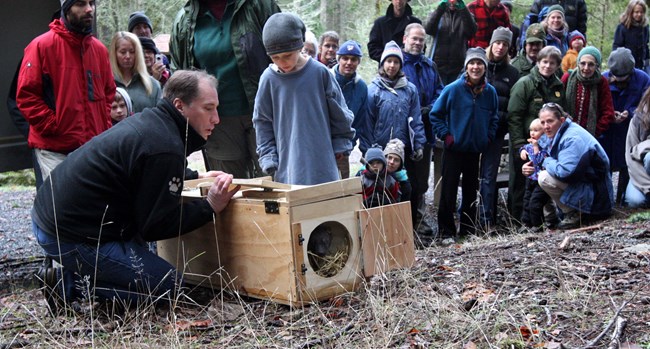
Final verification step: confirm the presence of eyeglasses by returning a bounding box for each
[578,61,597,68]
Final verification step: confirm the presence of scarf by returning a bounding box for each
[566,68,601,135]
[377,69,407,94]
[546,26,567,48]
[464,73,486,97]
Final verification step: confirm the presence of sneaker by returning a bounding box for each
[557,211,580,230]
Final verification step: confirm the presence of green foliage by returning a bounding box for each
[627,210,650,223]
[0,170,35,187]
[95,0,186,45]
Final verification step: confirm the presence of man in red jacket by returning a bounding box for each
[17,0,115,180]
[467,0,511,49]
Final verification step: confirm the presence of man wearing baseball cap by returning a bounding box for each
[331,40,369,178]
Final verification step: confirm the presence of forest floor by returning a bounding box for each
[1,181,649,348]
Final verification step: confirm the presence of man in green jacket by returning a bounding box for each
[511,23,546,78]
[507,45,565,225]
[170,0,280,179]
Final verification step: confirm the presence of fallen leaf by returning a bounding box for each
[407,327,420,334]
[463,341,477,349]
[545,342,562,349]
[519,326,539,340]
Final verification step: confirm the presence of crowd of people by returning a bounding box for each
[8,0,650,312]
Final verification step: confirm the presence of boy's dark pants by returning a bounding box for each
[521,177,551,227]
[438,149,480,237]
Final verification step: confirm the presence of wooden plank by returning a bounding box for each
[284,177,362,206]
[359,201,415,277]
[184,176,290,193]
[158,199,298,304]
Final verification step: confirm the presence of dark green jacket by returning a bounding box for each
[511,48,535,79]
[170,0,280,113]
[507,66,565,148]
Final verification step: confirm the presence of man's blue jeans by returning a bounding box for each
[33,219,180,305]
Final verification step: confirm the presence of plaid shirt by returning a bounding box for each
[467,0,510,49]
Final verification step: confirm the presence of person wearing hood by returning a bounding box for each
[478,27,520,230]
[430,47,499,240]
[331,40,369,178]
[360,41,426,163]
[16,0,115,180]
[601,48,650,205]
[32,70,238,311]
[110,87,134,124]
[368,0,422,63]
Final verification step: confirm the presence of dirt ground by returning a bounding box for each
[1,207,648,348]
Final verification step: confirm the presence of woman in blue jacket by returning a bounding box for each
[360,41,426,160]
[528,103,614,230]
[430,48,499,239]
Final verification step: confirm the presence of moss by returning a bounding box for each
[0,169,36,187]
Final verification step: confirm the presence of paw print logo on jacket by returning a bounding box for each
[169,177,182,195]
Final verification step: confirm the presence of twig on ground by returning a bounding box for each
[566,224,602,234]
[605,317,627,349]
[543,306,553,326]
[582,299,629,348]
[559,236,571,250]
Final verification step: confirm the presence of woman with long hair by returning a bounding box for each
[625,85,650,207]
[613,0,649,70]
[109,31,161,113]
[561,46,615,137]
[541,5,570,55]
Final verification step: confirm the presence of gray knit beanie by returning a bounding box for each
[263,13,306,55]
[608,47,636,78]
[465,47,488,68]
[128,11,153,33]
[380,40,404,67]
[384,139,405,163]
[490,27,513,46]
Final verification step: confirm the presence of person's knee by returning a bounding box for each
[625,182,648,208]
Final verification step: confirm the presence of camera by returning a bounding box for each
[155,53,164,63]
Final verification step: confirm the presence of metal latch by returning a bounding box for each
[264,200,279,214]
[301,263,308,275]
[298,234,304,245]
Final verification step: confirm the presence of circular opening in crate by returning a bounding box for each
[306,221,352,278]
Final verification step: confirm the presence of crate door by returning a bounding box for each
[358,201,415,277]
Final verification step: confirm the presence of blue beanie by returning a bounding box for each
[337,40,363,57]
[365,146,386,167]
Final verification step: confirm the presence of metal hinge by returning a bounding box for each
[298,234,304,245]
[264,200,279,214]
[301,263,307,275]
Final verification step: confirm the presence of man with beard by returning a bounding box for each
[401,23,443,245]
[17,0,115,179]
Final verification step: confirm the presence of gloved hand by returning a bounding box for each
[643,152,650,172]
[411,148,424,161]
[444,134,454,148]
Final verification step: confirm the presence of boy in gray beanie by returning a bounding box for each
[253,13,355,185]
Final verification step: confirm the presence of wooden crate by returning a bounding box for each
[158,178,414,306]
